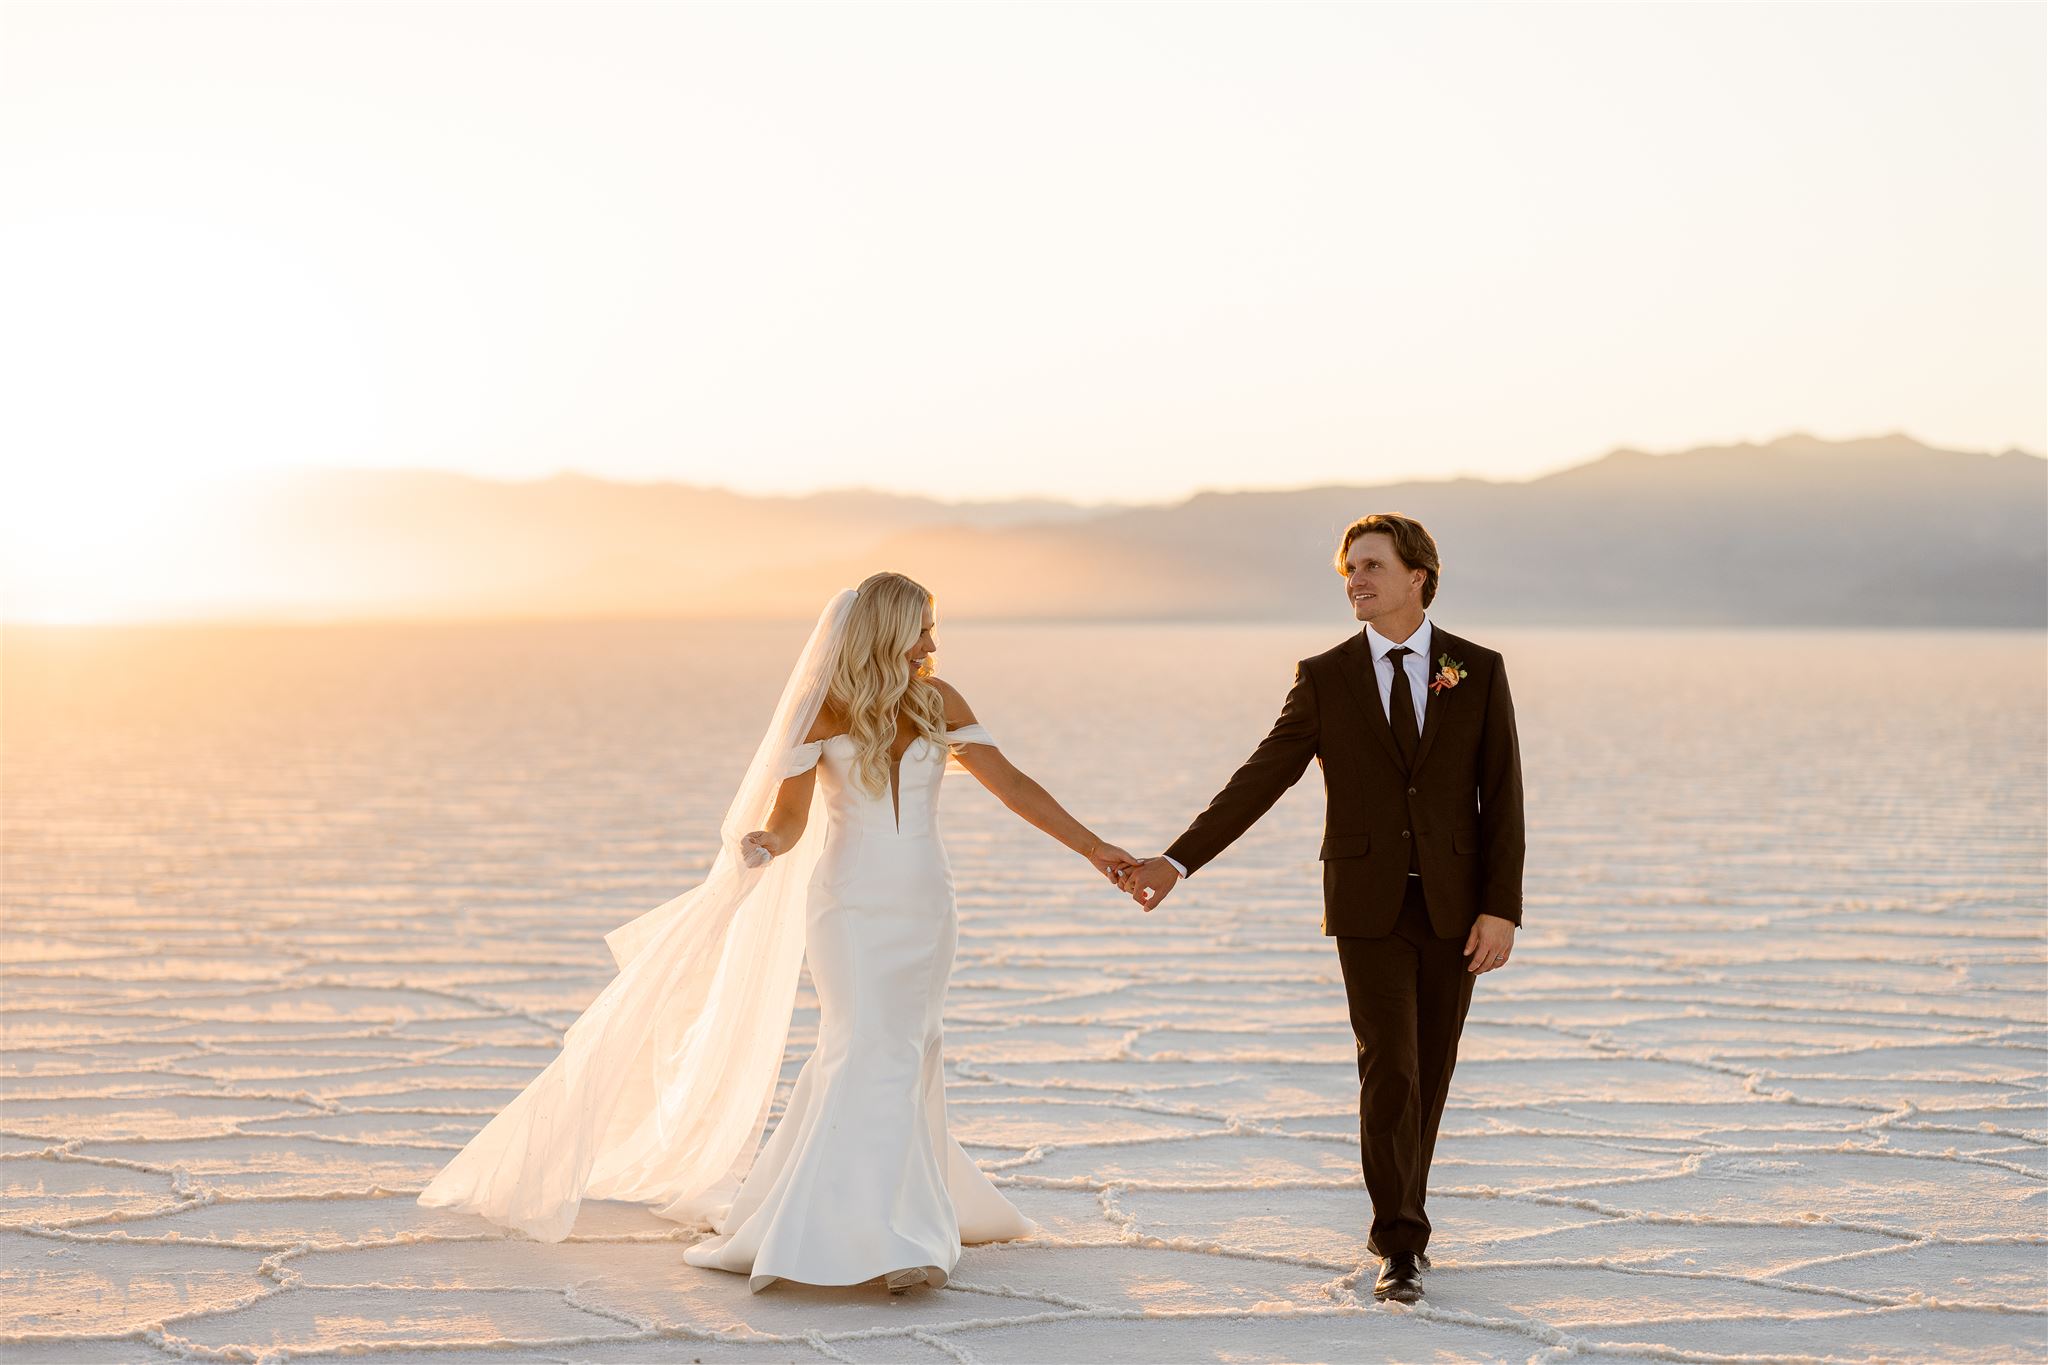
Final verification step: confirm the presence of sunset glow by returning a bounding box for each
[1,1,2040,623]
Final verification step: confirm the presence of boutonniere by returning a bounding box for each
[1428,653,1467,693]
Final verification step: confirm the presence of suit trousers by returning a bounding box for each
[1334,875,1475,1258]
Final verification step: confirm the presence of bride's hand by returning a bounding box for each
[740,830,786,865]
[1086,841,1138,882]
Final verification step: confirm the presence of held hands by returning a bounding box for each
[1115,857,1181,912]
[1086,840,1139,884]
[1085,842,1177,914]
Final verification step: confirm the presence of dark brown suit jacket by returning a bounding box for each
[1164,624,1525,939]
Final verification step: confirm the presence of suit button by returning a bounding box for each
[1407,787,1417,796]
[1401,830,1411,840]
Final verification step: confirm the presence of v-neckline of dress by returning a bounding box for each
[817,723,931,833]
[885,730,925,833]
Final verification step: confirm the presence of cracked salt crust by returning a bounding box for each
[2,623,2042,1363]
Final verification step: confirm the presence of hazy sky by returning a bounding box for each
[3,0,2042,513]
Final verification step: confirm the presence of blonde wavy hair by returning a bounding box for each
[826,572,948,798]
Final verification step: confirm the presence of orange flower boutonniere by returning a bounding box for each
[1428,653,1467,694]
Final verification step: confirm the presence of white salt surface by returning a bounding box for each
[3,622,2043,1363]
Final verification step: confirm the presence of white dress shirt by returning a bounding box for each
[1366,616,1433,735]
[1161,616,1432,881]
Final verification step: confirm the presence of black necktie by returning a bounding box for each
[1386,646,1418,768]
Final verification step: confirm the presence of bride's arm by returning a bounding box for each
[742,768,818,859]
[932,680,1134,878]
[740,707,837,860]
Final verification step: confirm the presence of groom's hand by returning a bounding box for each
[1463,913,1516,974]
[1118,857,1180,912]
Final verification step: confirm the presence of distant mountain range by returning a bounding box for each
[176,433,2045,626]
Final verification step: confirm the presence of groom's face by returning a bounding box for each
[1344,533,1424,624]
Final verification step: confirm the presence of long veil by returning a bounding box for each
[416,588,856,1241]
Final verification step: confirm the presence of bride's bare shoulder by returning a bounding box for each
[804,703,845,745]
[927,677,977,728]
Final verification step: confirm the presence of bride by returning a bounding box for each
[417,573,1137,1293]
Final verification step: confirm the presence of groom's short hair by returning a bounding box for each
[1335,513,1441,607]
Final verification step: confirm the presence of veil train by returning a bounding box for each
[416,588,857,1241]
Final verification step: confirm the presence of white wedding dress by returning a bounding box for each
[683,724,1036,1290]
[416,590,1031,1294]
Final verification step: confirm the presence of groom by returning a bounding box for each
[1118,513,1525,1305]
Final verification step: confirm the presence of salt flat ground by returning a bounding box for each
[2,621,2043,1364]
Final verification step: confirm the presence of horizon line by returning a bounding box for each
[6,610,2042,633]
[240,428,2046,511]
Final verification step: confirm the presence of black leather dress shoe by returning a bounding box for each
[1373,1251,1423,1303]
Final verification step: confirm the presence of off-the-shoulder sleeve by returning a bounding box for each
[942,722,998,751]
[781,739,825,777]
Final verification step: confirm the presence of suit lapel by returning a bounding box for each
[1338,631,1407,769]
[1410,625,1460,774]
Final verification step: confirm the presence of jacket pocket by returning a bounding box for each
[1319,833,1371,860]
[1451,828,1478,854]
